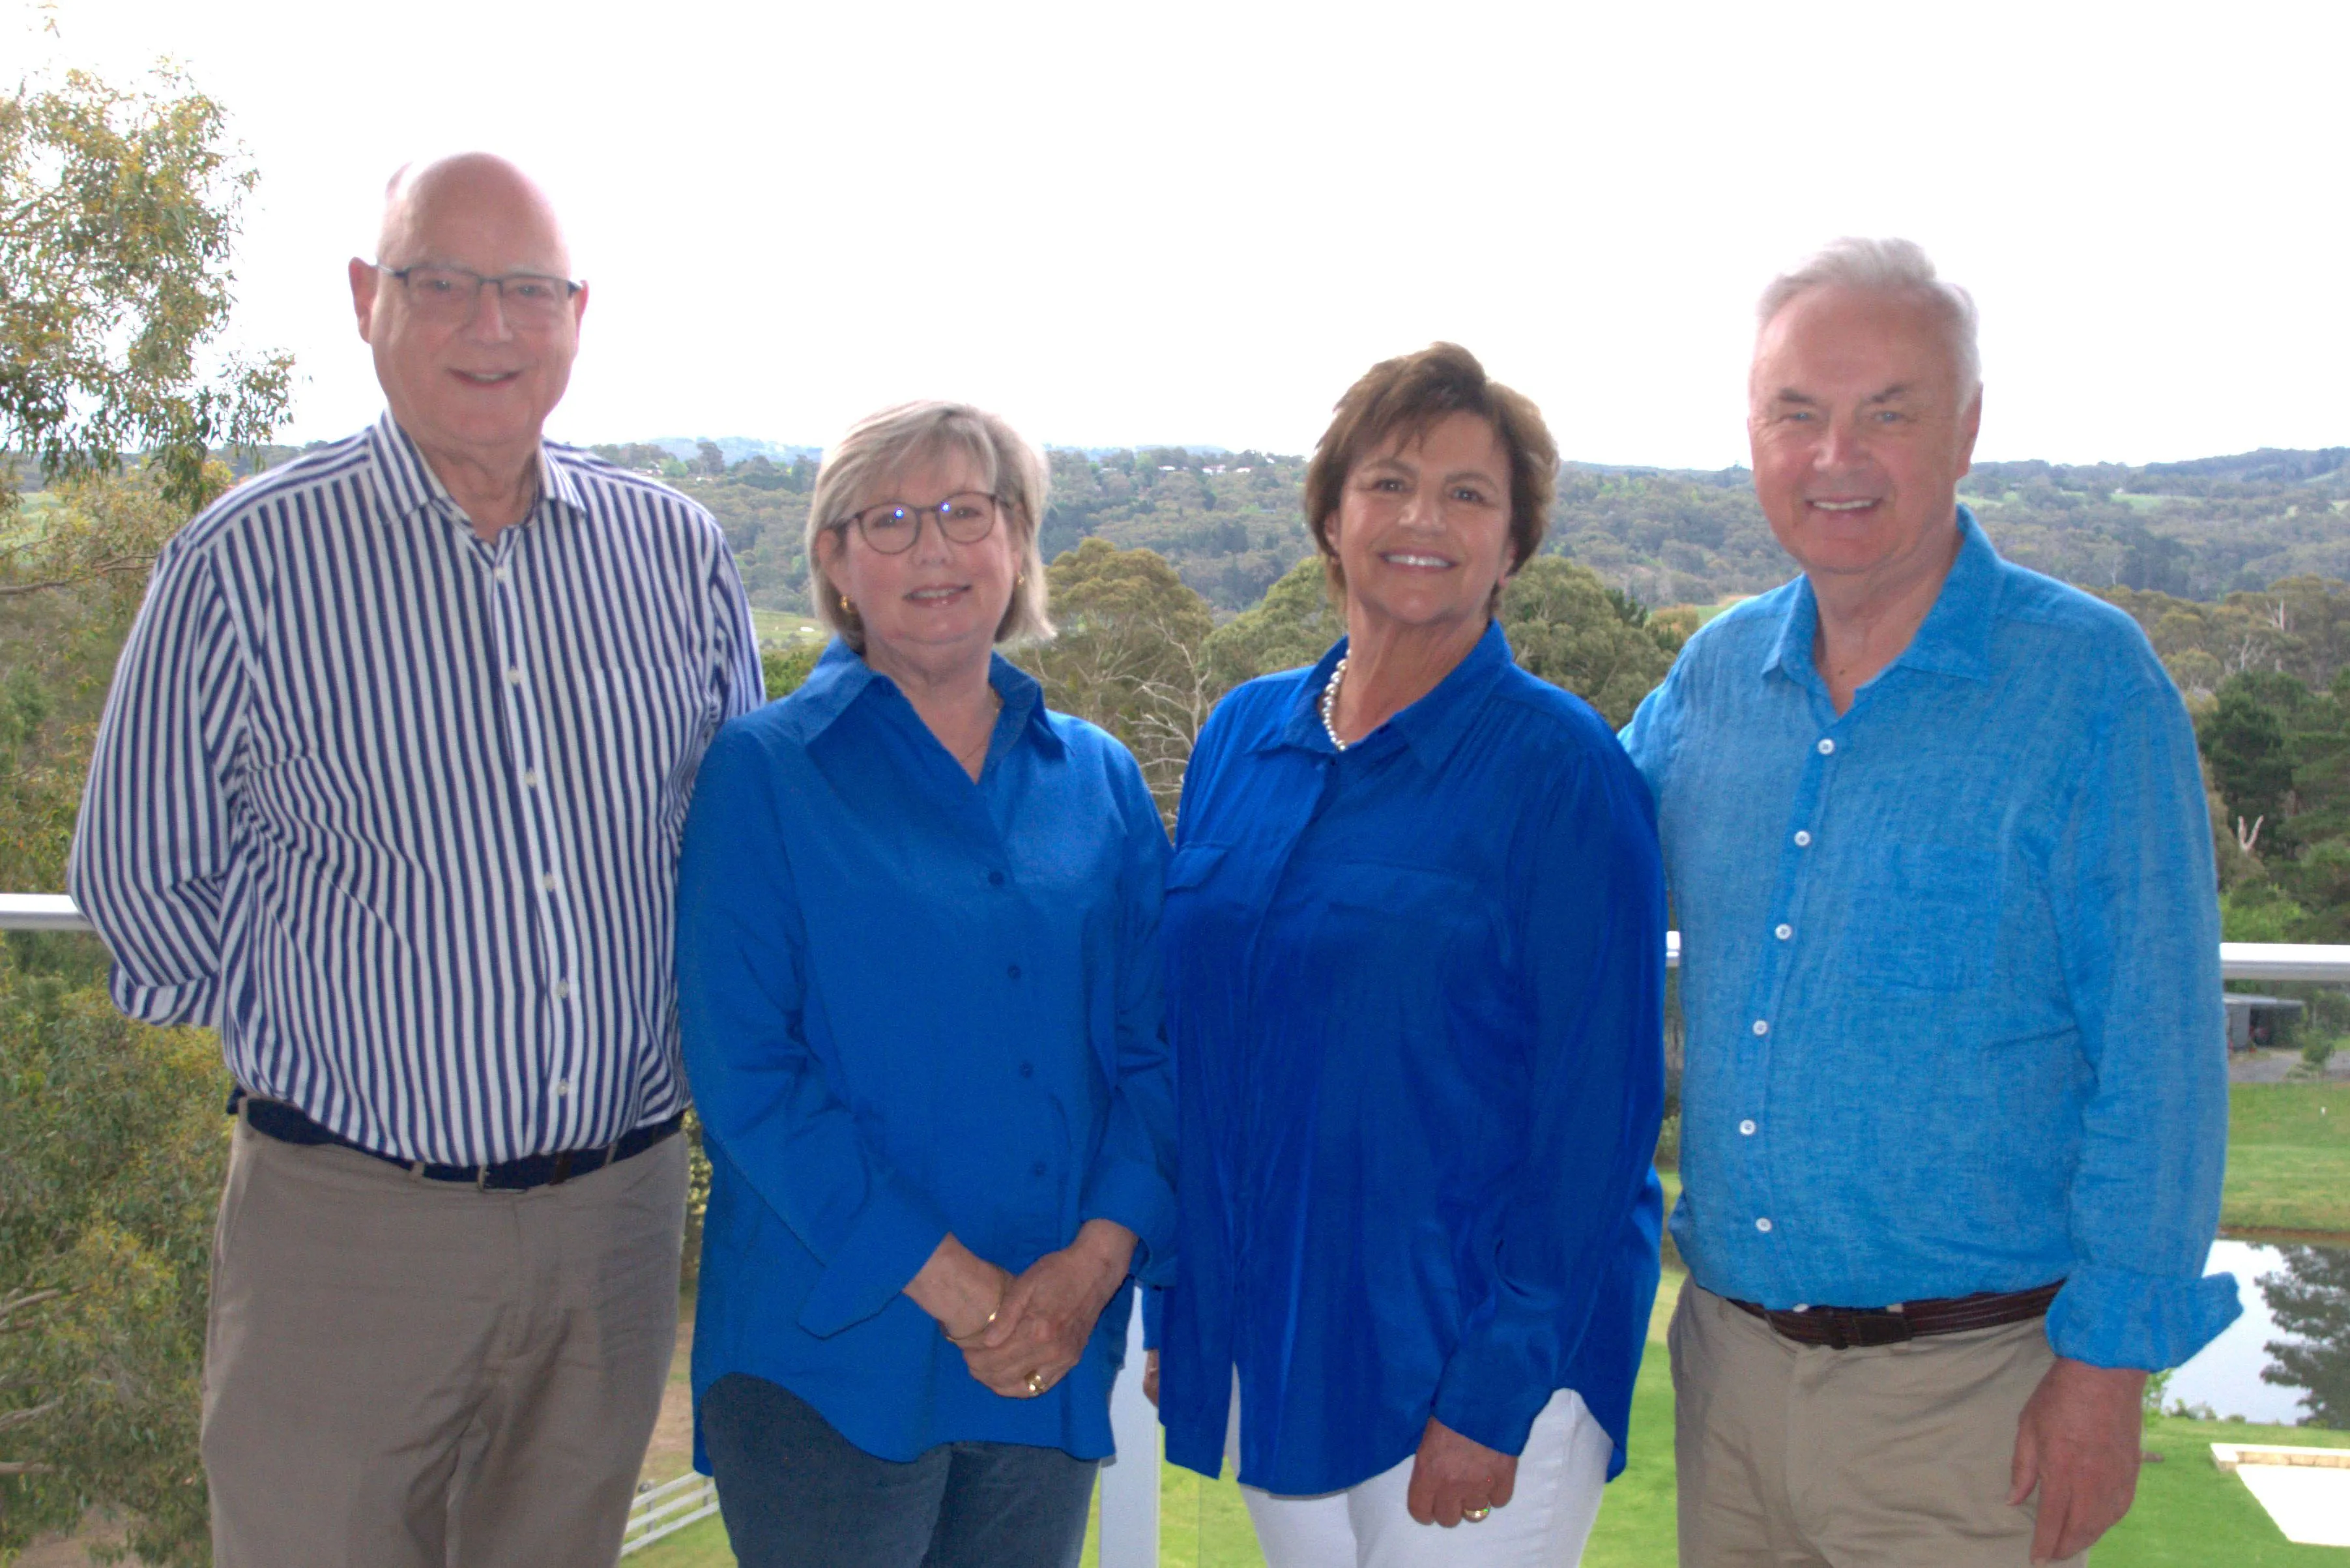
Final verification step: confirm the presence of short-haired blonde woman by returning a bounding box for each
[676,401,1176,1568]
[1156,345,1667,1567]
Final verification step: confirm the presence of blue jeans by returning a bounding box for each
[702,1373,1101,1568]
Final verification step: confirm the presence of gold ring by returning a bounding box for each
[1025,1370,1045,1396]
[1464,1506,1492,1523]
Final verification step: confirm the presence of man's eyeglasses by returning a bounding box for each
[379,265,582,326]
[833,492,1002,555]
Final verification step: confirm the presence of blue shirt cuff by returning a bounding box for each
[1082,1159,1176,1287]
[794,1177,951,1339]
[1432,1346,1550,1459]
[2044,1263,2242,1370]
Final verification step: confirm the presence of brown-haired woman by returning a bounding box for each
[1154,345,1668,1566]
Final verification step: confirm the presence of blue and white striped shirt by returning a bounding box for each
[70,413,764,1165]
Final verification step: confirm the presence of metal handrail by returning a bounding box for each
[0,893,90,932]
[11,894,2349,981]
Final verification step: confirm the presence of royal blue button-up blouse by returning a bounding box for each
[676,641,1176,1468]
[1158,620,1667,1496]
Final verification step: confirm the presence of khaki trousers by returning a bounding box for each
[1670,1283,2085,1568]
[201,1114,686,1568]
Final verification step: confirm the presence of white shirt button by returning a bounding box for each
[506,666,523,685]
[493,566,508,583]
[555,980,572,999]
[1817,738,1836,755]
[553,1079,571,1097]
[1739,1118,1758,1135]
[1775,923,1793,940]
[523,770,540,789]
[540,873,558,892]
[1793,830,1813,847]
[1756,1217,1775,1233]
[1752,1019,1770,1036]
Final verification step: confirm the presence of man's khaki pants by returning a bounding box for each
[1670,1283,2086,1568]
[201,1113,687,1568]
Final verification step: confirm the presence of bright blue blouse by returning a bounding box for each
[1158,620,1667,1496]
[1619,512,2239,1369]
[675,641,1176,1468]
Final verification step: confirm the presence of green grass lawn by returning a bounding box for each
[749,608,822,648]
[2226,1082,2350,1234]
[2106,1418,2350,1566]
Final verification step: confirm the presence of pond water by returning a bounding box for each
[2166,1238,2350,1427]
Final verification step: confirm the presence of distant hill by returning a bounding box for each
[641,436,822,466]
[211,439,2350,619]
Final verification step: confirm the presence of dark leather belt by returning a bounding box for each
[1728,1281,2064,1349]
[229,1088,682,1192]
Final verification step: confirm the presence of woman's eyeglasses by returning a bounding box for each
[834,492,1002,555]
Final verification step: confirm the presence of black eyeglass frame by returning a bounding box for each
[829,491,1006,555]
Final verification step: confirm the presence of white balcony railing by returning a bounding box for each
[15,894,2349,982]
[619,1472,719,1556]
[8,890,2348,1568]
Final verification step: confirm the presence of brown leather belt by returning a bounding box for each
[1727,1281,2063,1349]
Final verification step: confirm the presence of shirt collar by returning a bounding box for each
[1760,504,1999,688]
[1269,617,1516,770]
[361,410,583,527]
[792,637,1066,759]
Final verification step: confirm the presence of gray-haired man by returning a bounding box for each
[1622,239,2238,1565]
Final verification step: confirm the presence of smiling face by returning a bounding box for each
[1325,411,1515,645]
[349,155,585,476]
[1748,283,1981,592]
[815,444,1021,685]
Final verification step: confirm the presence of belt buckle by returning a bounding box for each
[1844,1308,1912,1349]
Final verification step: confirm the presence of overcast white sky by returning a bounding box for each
[22,0,2350,467]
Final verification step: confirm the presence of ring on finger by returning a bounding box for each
[1463,1505,1492,1523]
[1025,1369,1046,1397]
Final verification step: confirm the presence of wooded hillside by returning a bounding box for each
[576,439,2350,622]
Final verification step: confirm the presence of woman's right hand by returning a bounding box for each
[905,1235,1013,1355]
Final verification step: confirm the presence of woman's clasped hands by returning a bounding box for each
[911,1221,1137,1400]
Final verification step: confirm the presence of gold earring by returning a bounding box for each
[839,594,853,614]
[1015,572,1025,588]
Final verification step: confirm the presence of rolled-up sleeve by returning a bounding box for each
[1432,746,1668,1455]
[2043,678,2240,1369]
[69,541,244,1026]
[676,724,951,1339]
[1078,759,1178,1284]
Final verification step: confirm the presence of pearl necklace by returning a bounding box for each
[1319,656,1349,751]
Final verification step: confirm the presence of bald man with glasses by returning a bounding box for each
[72,153,762,1566]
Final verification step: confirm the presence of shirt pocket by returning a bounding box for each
[1311,860,1499,981]
[1848,842,1999,992]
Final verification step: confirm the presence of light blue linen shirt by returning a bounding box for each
[1619,510,2239,1371]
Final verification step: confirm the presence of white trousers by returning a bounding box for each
[1240,1388,1611,1568]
